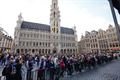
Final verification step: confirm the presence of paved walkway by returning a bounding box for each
[1,60,120,80]
[63,60,120,80]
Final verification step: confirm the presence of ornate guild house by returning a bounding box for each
[14,0,78,54]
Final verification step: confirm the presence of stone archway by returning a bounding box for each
[28,49,31,53]
[32,49,35,53]
[21,49,24,53]
[25,49,27,54]
[39,49,41,54]
[67,49,69,54]
[42,49,44,54]
[16,49,20,54]
[70,49,72,54]
[61,49,63,54]
[45,49,47,54]
[64,49,66,54]
[53,47,57,54]
[73,49,75,53]
[48,49,50,54]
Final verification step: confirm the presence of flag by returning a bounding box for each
[112,0,120,14]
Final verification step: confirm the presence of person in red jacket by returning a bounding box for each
[59,59,65,77]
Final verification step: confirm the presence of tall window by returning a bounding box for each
[48,36,50,39]
[57,29,58,33]
[54,3,55,8]
[33,42,35,47]
[48,43,50,47]
[31,34,32,37]
[23,42,25,46]
[20,33,23,37]
[46,43,47,47]
[37,34,39,38]
[19,42,21,46]
[26,42,28,46]
[30,42,32,46]
[39,42,41,46]
[52,28,55,33]
[34,34,36,38]
[36,42,38,47]
[43,34,45,38]
[54,21,55,26]
[54,12,55,18]
[27,34,29,37]
[24,34,26,37]
[56,22,58,27]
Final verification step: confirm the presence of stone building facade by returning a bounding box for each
[78,25,120,54]
[106,25,120,52]
[0,27,13,53]
[14,0,78,54]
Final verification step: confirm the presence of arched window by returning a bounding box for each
[61,49,63,53]
[48,43,50,47]
[27,34,29,37]
[46,43,47,47]
[70,49,72,53]
[30,42,32,46]
[36,42,38,47]
[16,49,20,54]
[57,29,58,33]
[48,49,50,54]
[25,49,27,53]
[45,49,47,54]
[32,49,35,53]
[26,42,28,46]
[54,12,55,18]
[33,42,35,47]
[52,28,55,33]
[39,42,41,46]
[54,3,55,8]
[42,49,44,53]
[31,34,32,37]
[39,49,41,54]
[22,42,25,46]
[56,22,58,27]
[43,42,44,46]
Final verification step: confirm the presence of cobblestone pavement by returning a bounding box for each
[63,60,120,80]
[1,60,120,80]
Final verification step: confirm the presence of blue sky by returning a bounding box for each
[0,0,119,41]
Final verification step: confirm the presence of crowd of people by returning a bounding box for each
[0,52,119,80]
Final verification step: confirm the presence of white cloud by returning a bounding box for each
[59,7,113,40]
[0,0,117,41]
[76,12,113,40]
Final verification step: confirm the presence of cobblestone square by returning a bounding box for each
[63,60,120,80]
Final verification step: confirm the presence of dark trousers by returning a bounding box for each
[37,69,45,80]
[55,67,60,80]
[49,68,55,80]
[67,65,73,75]
[6,75,12,80]
[60,67,65,77]
[27,70,32,80]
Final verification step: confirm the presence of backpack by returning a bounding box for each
[2,66,7,76]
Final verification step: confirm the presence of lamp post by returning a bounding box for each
[108,0,120,42]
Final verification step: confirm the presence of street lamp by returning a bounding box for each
[108,0,120,42]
